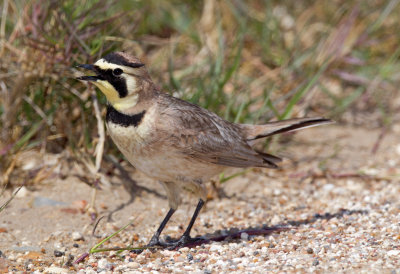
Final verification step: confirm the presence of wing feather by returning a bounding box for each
[157,94,277,168]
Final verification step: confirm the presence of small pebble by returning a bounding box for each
[33,196,67,207]
[72,232,84,241]
[307,248,314,254]
[11,246,41,253]
[43,267,69,274]
[97,258,109,269]
[210,245,222,252]
[15,186,28,198]
[127,262,140,269]
[271,215,281,225]
[53,250,64,257]
[187,253,193,261]
[387,250,400,256]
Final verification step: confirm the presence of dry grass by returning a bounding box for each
[0,0,399,191]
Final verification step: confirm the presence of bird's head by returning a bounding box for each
[77,52,151,111]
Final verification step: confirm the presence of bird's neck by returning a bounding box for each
[106,105,146,127]
[111,93,140,112]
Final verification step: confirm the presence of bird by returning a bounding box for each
[76,52,332,249]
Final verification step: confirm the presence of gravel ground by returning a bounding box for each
[1,125,400,273]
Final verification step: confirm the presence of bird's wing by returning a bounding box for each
[158,95,280,168]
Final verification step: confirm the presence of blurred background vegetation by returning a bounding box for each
[0,0,399,189]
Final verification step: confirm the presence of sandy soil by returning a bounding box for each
[1,125,399,273]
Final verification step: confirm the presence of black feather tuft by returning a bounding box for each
[103,52,144,68]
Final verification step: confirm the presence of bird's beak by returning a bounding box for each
[76,64,102,81]
[76,75,100,81]
[77,64,95,71]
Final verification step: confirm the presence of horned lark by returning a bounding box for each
[77,52,331,249]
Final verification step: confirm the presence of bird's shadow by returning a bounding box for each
[167,208,368,249]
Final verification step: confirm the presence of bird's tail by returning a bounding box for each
[241,117,333,141]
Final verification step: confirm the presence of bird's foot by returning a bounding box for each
[130,235,165,254]
[147,235,162,247]
[165,235,205,250]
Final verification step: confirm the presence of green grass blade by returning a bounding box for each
[0,186,22,213]
[13,122,43,152]
[90,218,136,254]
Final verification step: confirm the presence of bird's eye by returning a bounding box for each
[113,68,123,76]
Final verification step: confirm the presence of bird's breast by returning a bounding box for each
[106,106,156,156]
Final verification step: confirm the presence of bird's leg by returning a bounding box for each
[167,199,205,249]
[132,199,204,253]
[181,199,204,240]
[131,207,176,254]
[147,207,176,247]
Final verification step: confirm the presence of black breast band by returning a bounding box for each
[106,105,146,127]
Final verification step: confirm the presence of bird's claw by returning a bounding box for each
[165,235,204,250]
[130,236,166,254]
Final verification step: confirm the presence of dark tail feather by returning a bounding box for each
[242,117,333,141]
[257,150,282,168]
